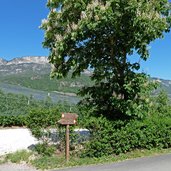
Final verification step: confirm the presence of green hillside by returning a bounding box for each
[0,72,92,94]
[0,60,93,94]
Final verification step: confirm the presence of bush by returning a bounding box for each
[27,107,60,128]
[26,107,61,140]
[34,143,56,156]
[151,90,171,117]
[0,115,26,127]
[82,116,171,157]
[26,107,67,156]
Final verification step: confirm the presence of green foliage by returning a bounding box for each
[151,90,171,116]
[42,0,171,119]
[27,106,80,157]
[82,115,171,157]
[31,155,65,170]
[26,107,60,139]
[57,101,79,113]
[79,74,157,119]
[0,90,31,116]
[27,108,60,128]
[34,143,56,156]
[0,88,78,128]
[26,107,63,156]
[0,89,59,127]
[5,150,33,163]
[0,89,57,116]
[0,115,26,127]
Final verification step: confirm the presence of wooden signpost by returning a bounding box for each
[58,113,78,162]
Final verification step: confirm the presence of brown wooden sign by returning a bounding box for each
[62,113,78,120]
[58,118,76,125]
[58,113,78,125]
[58,113,78,162]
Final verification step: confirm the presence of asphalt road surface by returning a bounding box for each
[53,154,171,171]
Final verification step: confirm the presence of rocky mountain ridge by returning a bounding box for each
[0,56,48,65]
[0,56,50,76]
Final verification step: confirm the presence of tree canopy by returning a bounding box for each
[42,0,171,119]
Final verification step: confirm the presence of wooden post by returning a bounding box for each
[66,124,70,162]
[58,113,78,162]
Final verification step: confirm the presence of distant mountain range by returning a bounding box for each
[0,56,50,76]
[153,77,171,98]
[0,56,170,100]
[0,56,92,103]
[0,56,48,65]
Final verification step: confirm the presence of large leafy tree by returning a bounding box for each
[42,0,171,119]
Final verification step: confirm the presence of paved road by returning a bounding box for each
[53,154,171,171]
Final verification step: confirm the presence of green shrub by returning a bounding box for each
[82,116,171,157]
[151,90,171,117]
[26,107,61,139]
[27,107,60,128]
[26,107,63,156]
[0,115,26,127]
[34,143,56,156]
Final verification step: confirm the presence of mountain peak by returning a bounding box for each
[0,58,7,65]
[6,56,49,65]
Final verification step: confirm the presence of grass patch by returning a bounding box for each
[5,150,33,163]
[2,148,171,170]
[31,148,171,170]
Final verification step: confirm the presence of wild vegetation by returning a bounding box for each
[40,0,171,160]
[0,89,55,116]
[0,89,76,126]
[1,0,171,170]
[1,86,171,170]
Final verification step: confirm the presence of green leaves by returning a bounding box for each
[82,115,171,157]
[43,0,171,73]
[42,0,171,119]
[0,115,26,127]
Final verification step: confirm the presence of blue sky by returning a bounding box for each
[0,0,170,80]
[0,0,48,60]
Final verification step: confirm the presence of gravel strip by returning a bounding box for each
[0,163,38,171]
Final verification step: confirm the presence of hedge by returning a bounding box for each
[82,116,171,157]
